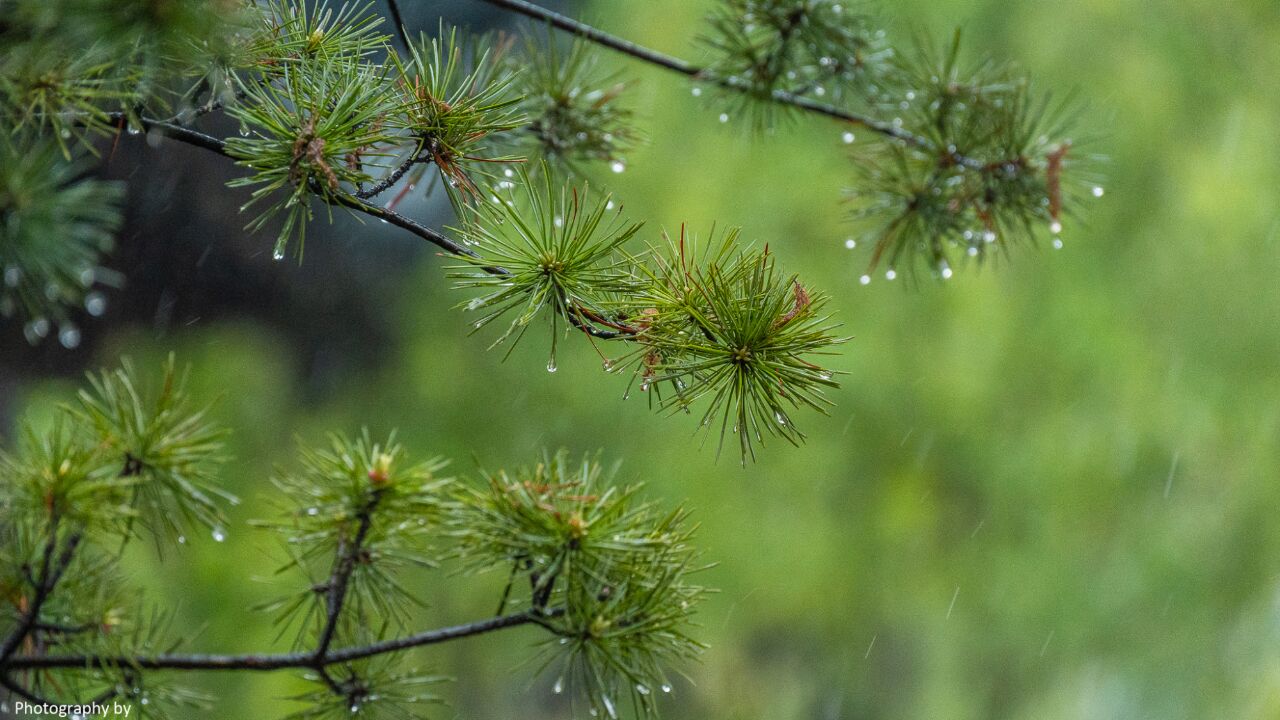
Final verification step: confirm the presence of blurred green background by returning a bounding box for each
[7,0,1280,717]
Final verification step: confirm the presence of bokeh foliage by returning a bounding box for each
[4,0,1280,719]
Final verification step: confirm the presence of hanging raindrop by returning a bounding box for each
[58,325,81,349]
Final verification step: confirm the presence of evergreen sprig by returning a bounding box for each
[0,358,236,718]
[847,31,1094,280]
[1,365,709,719]
[452,174,845,462]
[451,167,641,359]
[0,133,123,345]
[252,0,390,71]
[449,450,705,718]
[256,431,450,641]
[624,229,843,461]
[392,26,525,197]
[71,356,234,542]
[508,32,639,174]
[699,0,887,128]
[226,59,403,259]
[288,659,445,720]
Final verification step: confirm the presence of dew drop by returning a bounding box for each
[177,535,186,544]
[127,125,141,136]
[1049,220,1063,235]
[27,317,50,339]
[940,262,953,280]
[307,507,319,516]
[272,246,286,261]
[661,684,672,694]
[774,412,787,426]
[859,274,871,285]
[610,160,626,174]
[842,131,855,144]
[553,677,564,694]
[212,527,226,543]
[718,113,730,123]
[691,86,703,97]
[504,168,515,178]
[602,695,617,719]
[58,325,81,349]
[1092,186,1105,198]
[844,238,856,249]
[967,246,978,257]
[885,268,897,281]
[1052,238,1064,249]
[3,266,20,287]
[983,230,997,244]
[546,357,557,373]
[636,684,650,696]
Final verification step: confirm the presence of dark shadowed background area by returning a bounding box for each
[3,0,1280,718]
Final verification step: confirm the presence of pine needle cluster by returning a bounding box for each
[699,0,887,126]
[0,357,229,716]
[453,169,844,462]
[0,133,123,344]
[845,31,1095,280]
[694,2,1097,278]
[450,450,705,719]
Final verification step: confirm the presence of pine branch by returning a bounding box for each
[314,492,381,659]
[0,608,563,673]
[0,521,83,664]
[473,0,949,155]
[100,112,628,341]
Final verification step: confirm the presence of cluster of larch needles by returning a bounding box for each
[0,0,1099,718]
